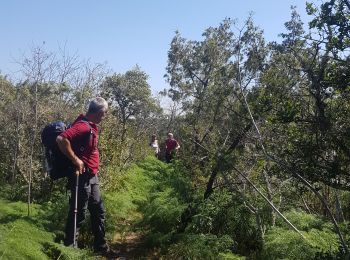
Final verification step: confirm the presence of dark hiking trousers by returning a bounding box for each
[64,171,106,250]
[165,151,176,163]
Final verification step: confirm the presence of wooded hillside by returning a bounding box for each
[1,1,350,259]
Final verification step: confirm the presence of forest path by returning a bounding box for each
[111,231,148,260]
[97,228,159,260]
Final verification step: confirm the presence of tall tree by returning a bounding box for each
[165,18,278,237]
[258,4,350,253]
[166,17,268,198]
[101,67,161,168]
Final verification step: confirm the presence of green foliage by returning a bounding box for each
[104,157,240,257]
[0,199,91,259]
[307,0,350,51]
[262,210,340,260]
[103,156,191,242]
[143,186,186,228]
[165,233,234,259]
[102,67,160,123]
[99,68,162,169]
[1,0,350,258]
[189,191,233,234]
[188,189,263,256]
[104,161,156,231]
[42,242,92,260]
[263,228,315,260]
[37,192,70,234]
[275,210,324,231]
[219,252,246,260]
[0,219,52,260]
[137,159,191,241]
[262,227,339,260]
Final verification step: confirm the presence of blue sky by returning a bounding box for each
[0,0,310,94]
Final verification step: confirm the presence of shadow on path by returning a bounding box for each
[105,231,160,260]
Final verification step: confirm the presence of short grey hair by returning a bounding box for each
[87,97,108,114]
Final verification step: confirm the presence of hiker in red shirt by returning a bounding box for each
[56,97,110,254]
[165,132,180,163]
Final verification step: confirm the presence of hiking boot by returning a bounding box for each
[94,243,109,252]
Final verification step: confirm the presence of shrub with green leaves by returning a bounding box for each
[103,157,191,243]
[188,189,263,256]
[275,210,325,231]
[137,158,192,244]
[262,210,340,260]
[219,252,246,260]
[165,233,234,259]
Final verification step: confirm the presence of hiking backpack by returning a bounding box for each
[41,120,93,180]
[41,121,73,180]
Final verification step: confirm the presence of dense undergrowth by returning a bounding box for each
[0,156,346,259]
[0,199,91,259]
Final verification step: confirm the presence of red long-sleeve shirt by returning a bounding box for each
[165,138,179,153]
[60,114,100,174]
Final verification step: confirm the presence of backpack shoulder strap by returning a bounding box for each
[79,118,93,136]
[75,119,94,149]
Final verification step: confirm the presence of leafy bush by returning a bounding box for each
[104,162,154,233]
[275,209,324,231]
[262,210,340,260]
[103,157,164,231]
[165,233,234,259]
[103,157,192,251]
[136,158,191,245]
[219,252,246,260]
[188,190,263,256]
[37,193,70,233]
[105,157,260,257]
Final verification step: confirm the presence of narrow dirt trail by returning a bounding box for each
[112,231,146,259]
[98,230,160,260]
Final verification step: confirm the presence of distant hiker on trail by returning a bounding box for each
[165,132,180,163]
[56,97,110,254]
[150,134,160,158]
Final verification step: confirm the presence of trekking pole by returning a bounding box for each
[73,170,79,248]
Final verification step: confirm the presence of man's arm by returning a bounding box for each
[175,140,180,150]
[56,135,85,174]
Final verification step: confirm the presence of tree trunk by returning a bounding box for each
[204,124,251,199]
[263,167,276,226]
[335,189,345,222]
[28,82,39,216]
[11,114,20,183]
